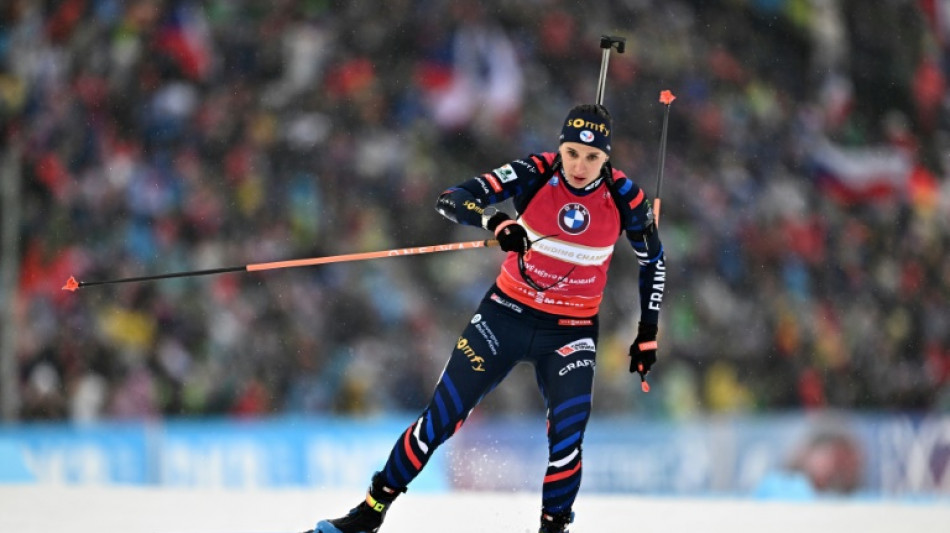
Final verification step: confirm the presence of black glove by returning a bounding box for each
[628,322,658,375]
[486,212,530,254]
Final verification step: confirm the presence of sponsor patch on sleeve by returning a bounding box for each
[492,164,519,183]
[482,173,503,193]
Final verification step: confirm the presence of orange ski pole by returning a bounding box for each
[63,239,497,292]
[631,90,677,393]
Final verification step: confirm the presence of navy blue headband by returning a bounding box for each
[559,109,611,154]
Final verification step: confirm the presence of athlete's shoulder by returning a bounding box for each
[508,152,558,178]
[607,168,655,231]
[609,169,646,208]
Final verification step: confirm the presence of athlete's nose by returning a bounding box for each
[570,160,592,179]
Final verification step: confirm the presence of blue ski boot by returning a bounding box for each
[312,472,405,533]
[539,509,574,533]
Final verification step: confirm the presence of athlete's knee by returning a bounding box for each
[414,404,470,450]
[438,413,468,444]
[546,395,592,455]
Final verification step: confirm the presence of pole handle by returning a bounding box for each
[595,35,625,106]
[599,35,626,53]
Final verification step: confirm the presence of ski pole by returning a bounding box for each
[653,90,676,226]
[63,239,497,292]
[595,35,654,393]
[631,90,676,393]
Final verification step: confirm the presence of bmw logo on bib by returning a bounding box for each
[558,203,591,235]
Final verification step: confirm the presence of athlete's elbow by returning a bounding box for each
[435,192,459,223]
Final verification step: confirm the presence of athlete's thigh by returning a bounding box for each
[437,297,532,413]
[532,325,599,414]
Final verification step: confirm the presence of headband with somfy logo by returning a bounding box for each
[559,109,611,154]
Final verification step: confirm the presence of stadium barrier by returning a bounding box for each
[1,413,947,499]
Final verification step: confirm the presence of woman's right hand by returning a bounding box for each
[487,212,530,254]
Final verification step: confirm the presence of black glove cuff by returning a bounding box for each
[485,211,512,232]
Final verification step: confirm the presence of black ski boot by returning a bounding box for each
[311,472,405,533]
[539,509,574,533]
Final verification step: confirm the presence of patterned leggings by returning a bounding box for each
[379,286,598,514]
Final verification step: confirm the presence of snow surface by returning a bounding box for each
[1,485,948,533]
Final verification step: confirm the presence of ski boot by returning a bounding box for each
[311,472,405,533]
[539,509,574,533]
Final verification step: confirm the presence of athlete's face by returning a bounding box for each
[558,142,608,188]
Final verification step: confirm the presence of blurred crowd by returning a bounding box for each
[2,0,949,422]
